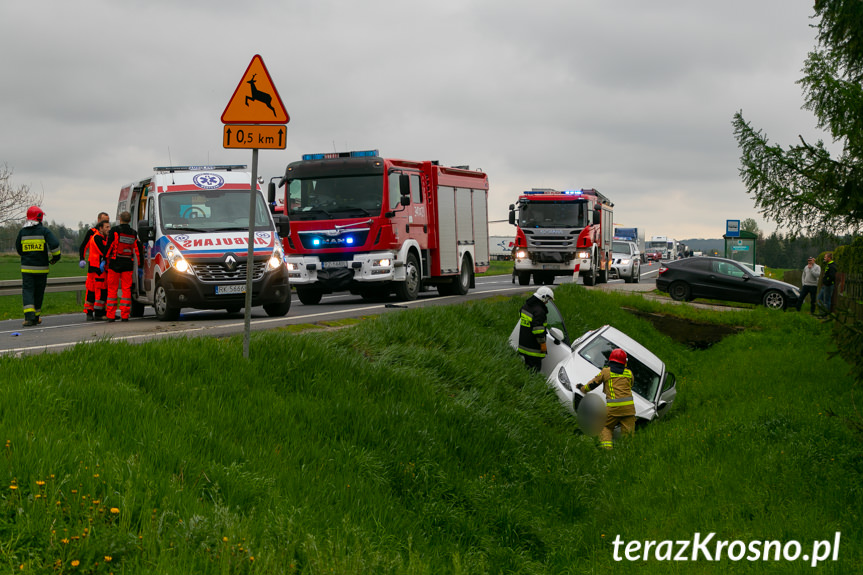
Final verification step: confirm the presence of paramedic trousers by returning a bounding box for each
[22,272,47,323]
[85,271,106,316]
[599,411,636,450]
[106,269,133,320]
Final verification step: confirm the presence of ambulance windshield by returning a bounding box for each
[286,175,384,220]
[159,190,272,232]
[518,200,589,229]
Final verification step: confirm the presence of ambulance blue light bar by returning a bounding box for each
[302,150,380,161]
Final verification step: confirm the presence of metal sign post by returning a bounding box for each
[222,55,289,359]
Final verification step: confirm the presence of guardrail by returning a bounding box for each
[0,276,87,299]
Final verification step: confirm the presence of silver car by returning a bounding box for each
[510,301,677,425]
[611,241,641,283]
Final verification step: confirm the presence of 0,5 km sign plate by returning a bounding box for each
[223,124,287,149]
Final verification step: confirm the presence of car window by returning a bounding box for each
[612,241,632,254]
[578,335,661,400]
[545,301,570,345]
[661,372,676,393]
[712,260,747,278]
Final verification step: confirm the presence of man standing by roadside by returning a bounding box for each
[797,256,821,314]
[78,212,110,268]
[83,220,111,321]
[104,211,141,322]
[818,252,837,316]
[15,206,61,327]
[517,286,554,372]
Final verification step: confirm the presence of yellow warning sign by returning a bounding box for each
[221,55,289,125]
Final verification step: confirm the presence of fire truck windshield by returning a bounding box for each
[518,200,589,229]
[286,175,384,220]
[159,190,272,233]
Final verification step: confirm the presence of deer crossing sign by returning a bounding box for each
[221,54,289,125]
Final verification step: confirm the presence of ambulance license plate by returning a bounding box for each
[215,284,245,295]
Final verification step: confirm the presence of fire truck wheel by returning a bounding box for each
[153,281,180,321]
[297,287,323,305]
[517,272,531,286]
[451,255,473,295]
[395,253,421,301]
[583,264,597,286]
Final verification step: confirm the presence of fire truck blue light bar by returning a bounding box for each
[302,150,380,161]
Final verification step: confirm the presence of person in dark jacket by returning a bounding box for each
[104,211,142,322]
[517,286,554,372]
[15,206,61,327]
[78,211,110,267]
[817,252,837,316]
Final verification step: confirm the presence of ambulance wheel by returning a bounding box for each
[395,253,420,301]
[153,281,180,321]
[131,299,145,318]
[264,300,291,317]
[225,305,242,314]
[297,287,323,305]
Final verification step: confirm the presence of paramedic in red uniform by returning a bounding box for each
[83,219,110,320]
[104,211,141,322]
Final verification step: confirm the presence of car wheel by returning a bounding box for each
[763,290,786,310]
[297,287,323,305]
[153,281,180,321]
[395,252,421,301]
[633,264,641,283]
[669,281,691,302]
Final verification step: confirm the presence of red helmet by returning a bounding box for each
[26,206,45,222]
[609,348,628,365]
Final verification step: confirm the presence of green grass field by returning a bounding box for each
[0,282,859,574]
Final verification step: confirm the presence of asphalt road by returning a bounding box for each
[0,262,662,357]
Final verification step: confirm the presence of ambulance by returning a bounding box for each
[117,165,291,320]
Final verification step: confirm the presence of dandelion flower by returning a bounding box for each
[104,556,112,562]
[110,508,120,514]
[71,560,79,567]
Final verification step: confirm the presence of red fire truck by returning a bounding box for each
[508,188,613,286]
[272,150,490,304]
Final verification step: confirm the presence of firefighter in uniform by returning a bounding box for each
[104,211,141,322]
[517,286,554,372]
[83,220,111,320]
[15,206,61,327]
[578,348,635,449]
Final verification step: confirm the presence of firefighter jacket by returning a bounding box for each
[105,224,142,273]
[16,222,61,273]
[822,260,837,287]
[86,231,108,273]
[583,364,635,416]
[517,295,548,358]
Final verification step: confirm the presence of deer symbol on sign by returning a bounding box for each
[245,74,277,116]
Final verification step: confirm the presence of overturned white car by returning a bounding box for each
[510,301,677,425]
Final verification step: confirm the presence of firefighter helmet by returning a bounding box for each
[609,348,628,365]
[26,206,45,222]
[534,286,554,303]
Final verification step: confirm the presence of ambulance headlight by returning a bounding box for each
[166,244,193,275]
[268,245,285,271]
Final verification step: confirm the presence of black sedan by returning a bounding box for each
[656,257,800,310]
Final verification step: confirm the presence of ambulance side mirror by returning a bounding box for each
[137,220,154,242]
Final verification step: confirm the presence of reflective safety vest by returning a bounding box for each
[87,232,105,268]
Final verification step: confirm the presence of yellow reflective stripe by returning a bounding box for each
[518,348,545,357]
[607,398,634,406]
[21,268,50,273]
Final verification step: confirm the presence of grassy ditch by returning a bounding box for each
[0,285,860,574]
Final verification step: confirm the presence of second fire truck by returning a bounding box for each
[273,150,490,304]
[508,188,614,286]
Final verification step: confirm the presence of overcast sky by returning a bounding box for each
[1,1,823,240]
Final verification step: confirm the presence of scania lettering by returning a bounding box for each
[118,165,291,320]
[273,150,490,304]
[508,188,614,286]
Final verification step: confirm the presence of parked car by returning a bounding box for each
[611,241,641,283]
[656,256,799,309]
[509,301,677,426]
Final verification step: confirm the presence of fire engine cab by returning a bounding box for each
[272,150,490,304]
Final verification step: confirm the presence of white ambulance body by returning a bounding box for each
[117,165,291,320]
